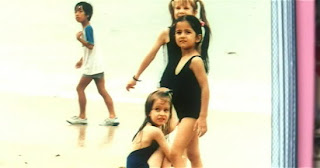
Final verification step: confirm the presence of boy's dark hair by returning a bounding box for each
[75,2,93,21]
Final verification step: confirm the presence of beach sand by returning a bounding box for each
[0,92,270,168]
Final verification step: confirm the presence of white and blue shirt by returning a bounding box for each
[82,25,103,75]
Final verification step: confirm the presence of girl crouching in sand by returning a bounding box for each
[126,88,175,168]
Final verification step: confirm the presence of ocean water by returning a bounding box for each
[0,0,271,113]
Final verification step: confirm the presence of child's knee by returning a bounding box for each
[76,86,84,92]
[170,149,183,161]
[187,150,200,162]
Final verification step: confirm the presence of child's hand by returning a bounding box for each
[76,31,83,40]
[75,60,82,69]
[193,117,207,137]
[126,79,137,91]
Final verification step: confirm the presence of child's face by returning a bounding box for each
[173,0,197,20]
[175,21,201,50]
[149,99,171,127]
[75,6,88,23]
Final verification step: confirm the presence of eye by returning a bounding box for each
[164,109,170,113]
[154,108,161,112]
[186,30,192,34]
[175,30,182,35]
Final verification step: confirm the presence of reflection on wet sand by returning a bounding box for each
[0,94,270,168]
[76,125,87,147]
[71,125,118,148]
[100,126,117,147]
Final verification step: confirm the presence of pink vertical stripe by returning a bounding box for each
[297,0,316,167]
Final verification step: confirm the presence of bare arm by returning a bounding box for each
[75,57,83,69]
[126,29,169,91]
[190,57,210,137]
[152,128,171,162]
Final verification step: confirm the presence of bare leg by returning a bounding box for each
[148,148,173,168]
[148,149,165,168]
[187,133,202,167]
[170,118,197,167]
[76,76,92,119]
[94,77,116,118]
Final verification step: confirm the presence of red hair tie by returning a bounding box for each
[200,20,205,27]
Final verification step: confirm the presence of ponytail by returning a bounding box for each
[201,24,210,73]
[197,0,211,35]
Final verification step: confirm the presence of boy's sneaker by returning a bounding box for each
[99,117,120,126]
[66,116,87,125]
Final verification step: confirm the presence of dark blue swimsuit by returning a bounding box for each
[126,141,159,168]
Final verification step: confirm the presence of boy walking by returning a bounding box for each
[67,2,119,126]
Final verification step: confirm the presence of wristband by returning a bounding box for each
[133,76,141,82]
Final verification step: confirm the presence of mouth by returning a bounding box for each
[157,118,167,123]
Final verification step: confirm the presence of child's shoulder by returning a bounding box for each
[84,24,94,31]
[144,125,161,131]
[144,126,162,136]
[190,56,205,70]
[157,28,170,44]
[191,56,204,63]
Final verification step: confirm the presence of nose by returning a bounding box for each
[159,110,166,115]
[179,32,186,38]
[178,10,185,15]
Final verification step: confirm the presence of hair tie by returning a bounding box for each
[200,20,205,27]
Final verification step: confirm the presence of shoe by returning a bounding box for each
[99,117,120,126]
[66,116,87,125]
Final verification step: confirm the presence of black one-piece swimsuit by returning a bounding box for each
[172,56,202,120]
[160,26,181,89]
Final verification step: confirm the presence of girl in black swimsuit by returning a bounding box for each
[126,0,211,91]
[126,88,175,168]
[169,15,210,167]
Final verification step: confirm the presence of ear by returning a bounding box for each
[196,34,202,43]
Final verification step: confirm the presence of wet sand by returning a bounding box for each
[0,92,270,168]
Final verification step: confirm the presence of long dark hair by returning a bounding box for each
[172,15,210,72]
[132,89,173,141]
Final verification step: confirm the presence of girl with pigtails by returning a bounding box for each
[169,14,210,168]
[126,0,211,91]
[126,0,211,167]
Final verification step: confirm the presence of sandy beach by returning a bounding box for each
[0,92,270,168]
[0,0,272,167]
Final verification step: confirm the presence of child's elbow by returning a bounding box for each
[88,45,94,50]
